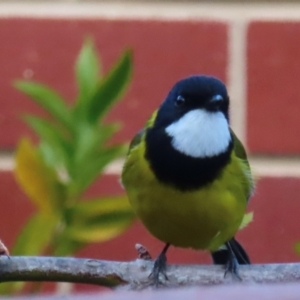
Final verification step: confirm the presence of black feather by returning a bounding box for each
[211,238,251,265]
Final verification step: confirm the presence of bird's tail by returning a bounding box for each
[211,238,250,265]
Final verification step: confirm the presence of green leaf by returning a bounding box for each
[12,213,57,255]
[64,196,134,243]
[74,122,120,164]
[53,240,84,257]
[14,138,65,212]
[68,195,132,217]
[75,37,100,103]
[87,49,133,123]
[24,115,72,170]
[71,145,126,196]
[14,81,73,131]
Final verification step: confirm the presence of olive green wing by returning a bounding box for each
[230,129,249,164]
[127,129,145,154]
[230,128,254,200]
[127,110,158,154]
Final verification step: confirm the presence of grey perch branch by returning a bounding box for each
[0,256,300,290]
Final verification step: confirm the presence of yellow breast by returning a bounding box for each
[122,139,249,251]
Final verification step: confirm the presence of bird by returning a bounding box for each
[121,75,254,285]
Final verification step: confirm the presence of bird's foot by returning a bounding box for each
[224,254,241,280]
[224,241,242,281]
[149,244,170,287]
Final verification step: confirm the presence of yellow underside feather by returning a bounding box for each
[122,132,251,252]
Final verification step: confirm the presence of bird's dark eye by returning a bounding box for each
[175,95,186,107]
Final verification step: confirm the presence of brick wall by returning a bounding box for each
[0,2,300,294]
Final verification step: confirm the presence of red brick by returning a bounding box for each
[247,22,300,154]
[0,18,228,148]
[237,177,300,263]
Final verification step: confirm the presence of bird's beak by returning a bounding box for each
[207,94,224,111]
[211,94,223,102]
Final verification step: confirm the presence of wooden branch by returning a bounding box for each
[0,256,300,290]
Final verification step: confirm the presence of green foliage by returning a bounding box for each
[295,242,300,255]
[7,39,134,294]
[64,196,134,243]
[15,81,73,131]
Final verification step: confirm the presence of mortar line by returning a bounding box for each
[106,157,300,178]
[2,155,300,177]
[1,3,300,21]
[227,20,248,145]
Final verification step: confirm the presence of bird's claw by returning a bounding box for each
[149,252,168,287]
[224,255,242,281]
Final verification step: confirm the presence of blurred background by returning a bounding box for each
[0,0,300,296]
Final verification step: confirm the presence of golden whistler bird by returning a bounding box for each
[121,75,253,284]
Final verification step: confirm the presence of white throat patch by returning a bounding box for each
[165,109,231,158]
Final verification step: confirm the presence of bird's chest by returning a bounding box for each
[123,145,247,250]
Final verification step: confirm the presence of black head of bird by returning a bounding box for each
[154,75,230,130]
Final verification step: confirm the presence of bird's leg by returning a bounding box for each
[224,241,242,280]
[149,243,170,286]
[229,238,251,264]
